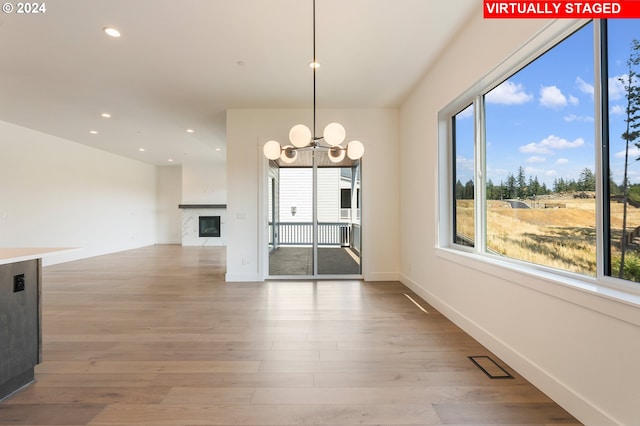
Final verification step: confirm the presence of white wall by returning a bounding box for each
[157,165,182,244]
[399,9,640,426]
[226,108,399,281]
[182,162,226,204]
[0,121,157,264]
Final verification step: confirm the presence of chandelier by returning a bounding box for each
[262,0,364,164]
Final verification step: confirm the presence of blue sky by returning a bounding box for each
[455,19,640,189]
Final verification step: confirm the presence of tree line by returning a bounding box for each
[456,166,596,200]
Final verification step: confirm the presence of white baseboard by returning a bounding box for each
[399,273,617,426]
[364,271,399,282]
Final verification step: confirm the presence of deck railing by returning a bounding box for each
[269,222,353,247]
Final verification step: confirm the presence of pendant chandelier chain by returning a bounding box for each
[312,0,317,142]
[261,0,364,163]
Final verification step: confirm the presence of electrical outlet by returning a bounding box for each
[13,274,25,292]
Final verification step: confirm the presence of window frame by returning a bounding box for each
[451,103,477,248]
[437,18,640,312]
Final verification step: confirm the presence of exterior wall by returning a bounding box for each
[399,7,640,425]
[279,169,313,222]
[226,108,399,281]
[317,169,341,223]
[277,168,341,223]
[0,121,157,265]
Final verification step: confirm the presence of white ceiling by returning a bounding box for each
[0,0,477,165]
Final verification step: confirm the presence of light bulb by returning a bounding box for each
[263,140,281,160]
[328,146,345,163]
[347,140,364,160]
[323,122,346,146]
[280,145,297,164]
[289,124,312,148]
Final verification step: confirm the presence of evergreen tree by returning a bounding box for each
[463,179,474,199]
[610,174,622,196]
[541,182,548,194]
[619,39,640,278]
[486,179,496,200]
[517,166,527,198]
[505,173,517,199]
[554,177,567,193]
[578,168,596,191]
[455,179,464,200]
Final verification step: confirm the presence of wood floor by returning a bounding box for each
[0,245,581,425]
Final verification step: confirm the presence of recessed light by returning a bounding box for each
[309,61,320,69]
[139,148,145,152]
[89,130,98,134]
[186,129,194,133]
[216,148,222,152]
[101,113,111,118]
[103,27,121,38]
[168,159,174,162]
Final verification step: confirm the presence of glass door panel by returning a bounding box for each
[317,164,361,276]
[268,166,314,276]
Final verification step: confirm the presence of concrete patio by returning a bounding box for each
[268,246,361,276]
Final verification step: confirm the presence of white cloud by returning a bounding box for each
[457,105,474,119]
[556,158,570,165]
[539,85,568,109]
[525,166,544,176]
[609,74,627,101]
[569,95,579,106]
[541,135,585,149]
[526,156,546,163]
[456,155,474,172]
[615,145,640,159]
[519,135,585,155]
[520,142,553,155]
[486,80,533,105]
[610,105,624,115]
[576,76,594,96]
[545,170,558,178]
[564,114,594,122]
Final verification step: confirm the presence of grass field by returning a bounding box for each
[455,196,640,279]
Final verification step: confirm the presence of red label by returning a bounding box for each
[484,1,640,18]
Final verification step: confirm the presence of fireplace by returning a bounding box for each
[199,216,220,238]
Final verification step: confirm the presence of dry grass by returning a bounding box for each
[455,197,640,276]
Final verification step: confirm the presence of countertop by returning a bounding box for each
[0,248,78,266]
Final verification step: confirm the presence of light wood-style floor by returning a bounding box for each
[0,245,581,425]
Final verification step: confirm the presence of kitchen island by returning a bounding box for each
[0,248,74,401]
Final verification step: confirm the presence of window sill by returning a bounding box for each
[435,247,640,327]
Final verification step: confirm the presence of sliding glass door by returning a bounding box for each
[267,150,362,278]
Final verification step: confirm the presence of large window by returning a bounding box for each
[484,22,595,275]
[444,19,640,289]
